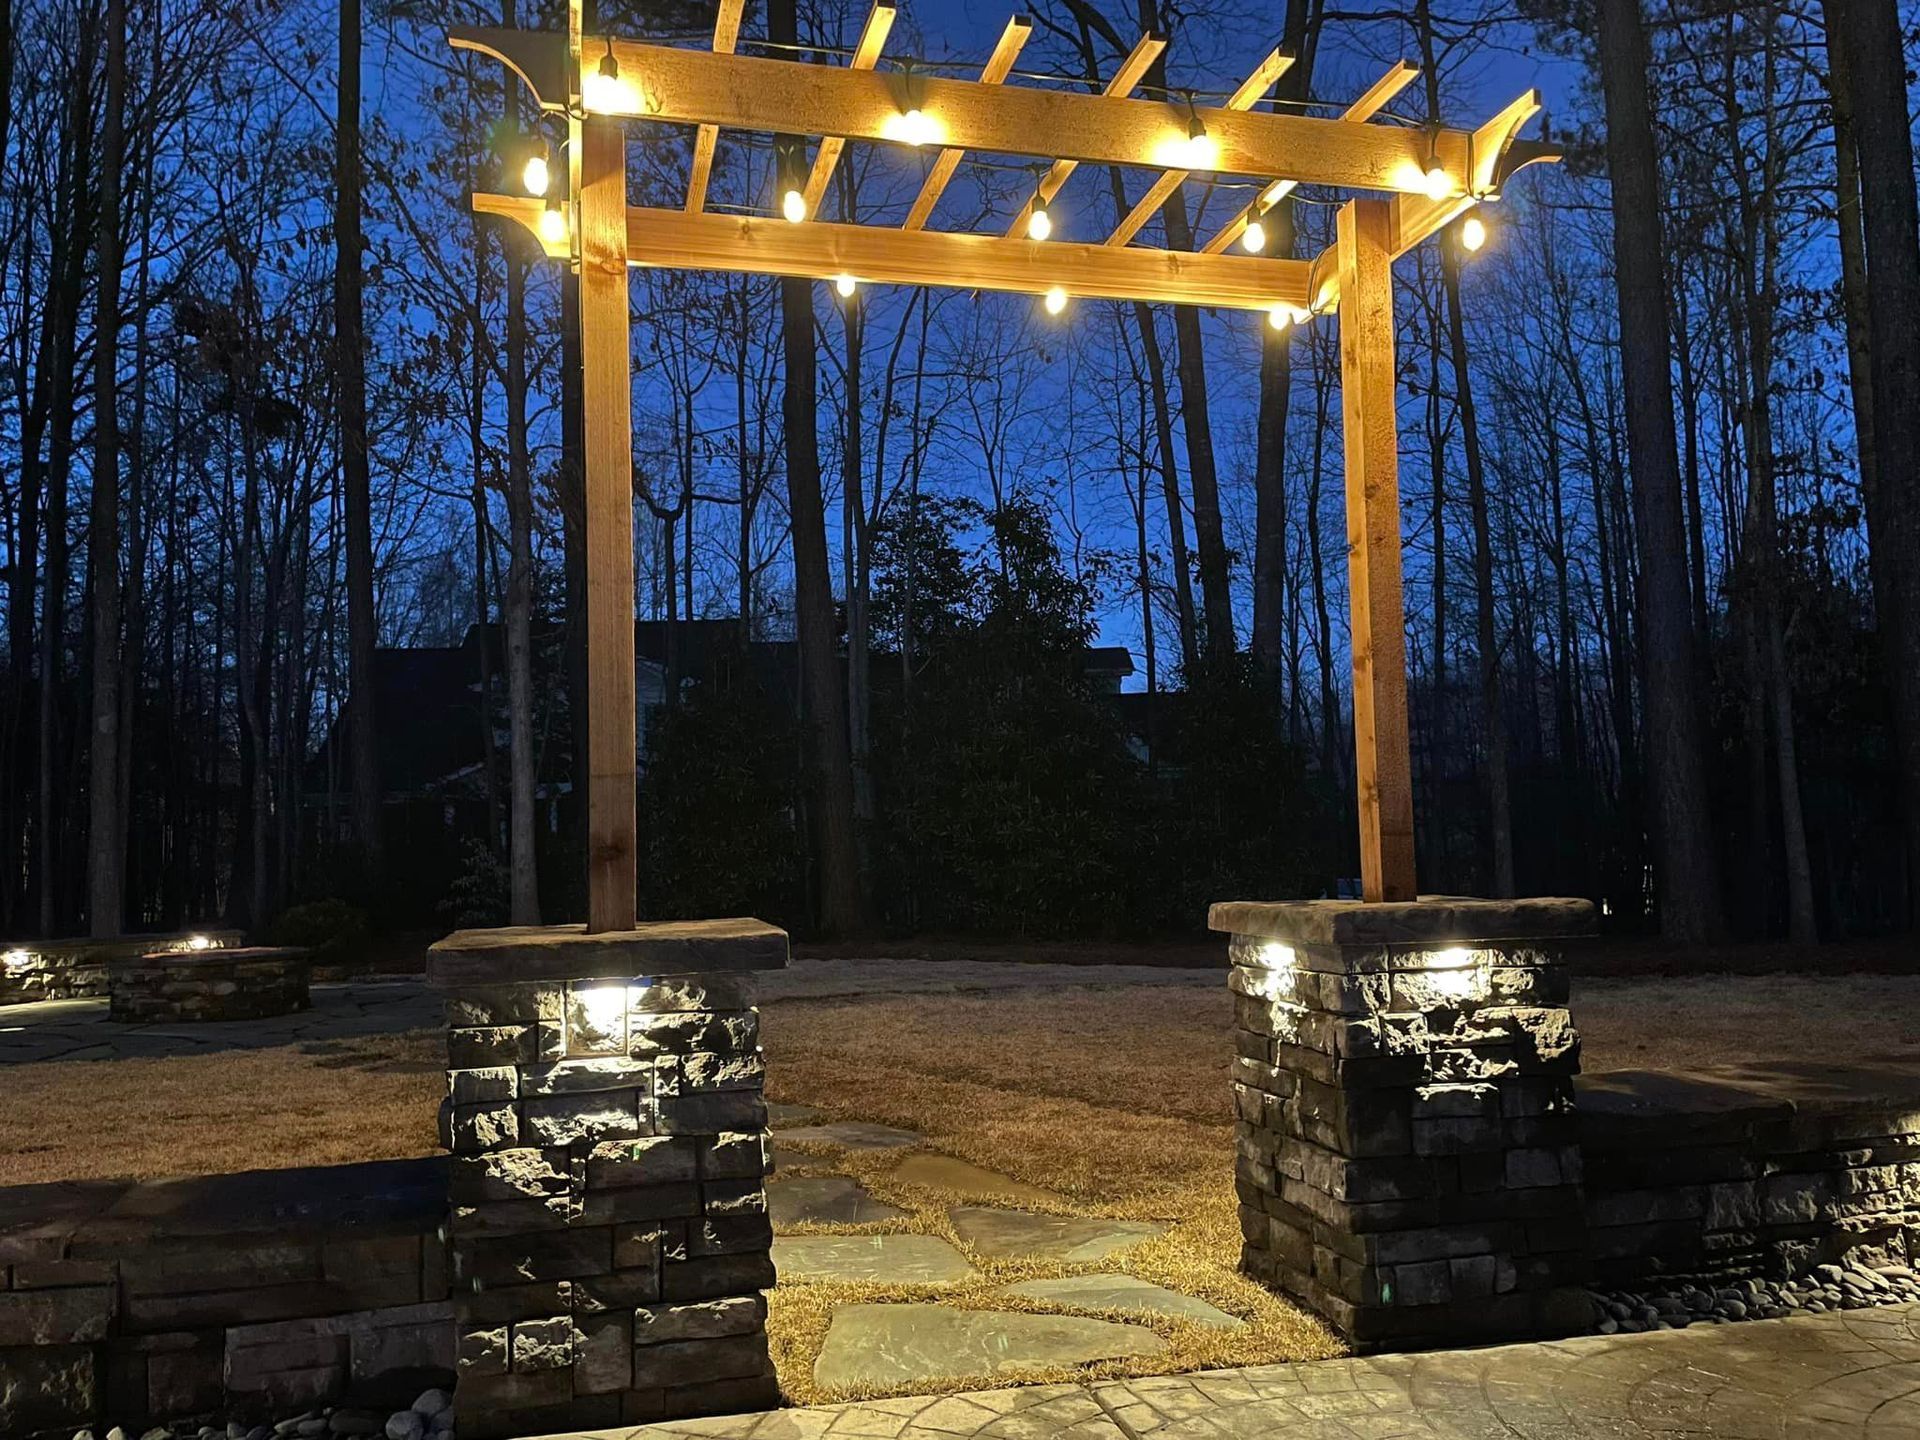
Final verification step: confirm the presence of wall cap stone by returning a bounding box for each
[1209,897,1596,947]
[427,919,790,986]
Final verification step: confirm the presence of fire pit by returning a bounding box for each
[108,945,312,1023]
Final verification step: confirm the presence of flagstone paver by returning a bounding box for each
[812,1304,1169,1389]
[1001,1274,1245,1330]
[889,1155,1069,1207]
[773,1234,978,1284]
[949,1206,1169,1263]
[778,1122,927,1151]
[524,1303,1920,1440]
[770,1175,907,1228]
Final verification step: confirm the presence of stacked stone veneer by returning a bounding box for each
[1579,1067,1920,1285]
[1212,898,1596,1350]
[0,931,243,1008]
[428,919,788,1440]
[107,947,309,1023]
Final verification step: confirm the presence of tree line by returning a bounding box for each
[1,0,1916,943]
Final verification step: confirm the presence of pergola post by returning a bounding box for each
[577,114,639,933]
[1337,197,1417,903]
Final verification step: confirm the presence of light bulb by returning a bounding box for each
[834,273,857,297]
[1043,285,1068,316]
[1267,303,1291,333]
[521,151,550,198]
[1027,204,1052,242]
[537,202,568,246]
[1422,163,1451,201]
[1242,219,1266,254]
[1181,132,1220,170]
[782,188,808,224]
[1459,215,1487,252]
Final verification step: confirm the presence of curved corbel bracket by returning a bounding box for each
[1493,138,1562,192]
[450,25,570,113]
[1470,88,1554,197]
[474,192,570,259]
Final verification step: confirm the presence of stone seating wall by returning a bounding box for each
[1577,1067,1920,1286]
[0,932,245,1008]
[0,1160,451,1439]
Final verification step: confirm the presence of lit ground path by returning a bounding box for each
[0,960,1218,1065]
[529,1302,1920,1440]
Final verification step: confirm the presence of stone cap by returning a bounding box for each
[1208,896,1595,946]
[427,917,790,987]
[119,945,309,968]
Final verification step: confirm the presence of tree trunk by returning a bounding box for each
[337,0,381,876]
[87,0,125,937]
[1250,0,1320,690]
[1593,0,1725,941]
[771,0,863,935]
[1830,0,1920,926]
[1442,242,1514,896]
[840,290,875,844]
[504,116,540,926]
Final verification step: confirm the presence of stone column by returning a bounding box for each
[1211,898,1594,1350]
[427,920,787,1439]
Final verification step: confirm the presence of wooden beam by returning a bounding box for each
[905,14,1030,231]
[578,118,639,932]
[684,0,744,214]
[1387,90,1552,257]
[474,192,1314,310]
[801,3,896,216]
[1202,60,1418,255]
[1007,31,1164,238]
[1105,47,1292,247]
[1336,197,1416,904]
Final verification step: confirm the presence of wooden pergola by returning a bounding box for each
[451,1,1557,932]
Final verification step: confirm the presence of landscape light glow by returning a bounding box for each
[570,982,629,1051]
[1425,945,1478,1001]
[187,933,213,951]
[2,948,31,973]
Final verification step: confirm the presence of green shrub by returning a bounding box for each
[261,897,371,958]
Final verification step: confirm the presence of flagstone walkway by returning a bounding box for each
[531,1301,1920,1440]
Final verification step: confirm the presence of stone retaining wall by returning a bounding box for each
[1578,1067,1920,1286]
[0,932,244,1008]
[0,1160,451,1439]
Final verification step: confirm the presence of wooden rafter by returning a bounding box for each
[451,26,1516,196]
[1105,47,1292,248]
[801,3,897,216]
[905,15,1030,232]
[1007,31,1164,239]
[683,0,745,214]
[474,193,1315,311]
[1201,60,1418,256]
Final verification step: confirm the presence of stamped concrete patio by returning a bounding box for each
[530,1301,1920,1440]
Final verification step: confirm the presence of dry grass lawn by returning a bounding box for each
[5,971,1920,1399]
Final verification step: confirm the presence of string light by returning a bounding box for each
[1459,214,1487,252]
[537,194,568,245]
[884,107,942,146]
[582,37,641,113]
[1422,163,1452,201]
[521,141,550,198]
[834,273,858,297]
[1242,218,1266,253]
[1267,303,1292,332]
[1027,201,1052,241]
[1043,285,1068,315]
[782,187,808,223]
